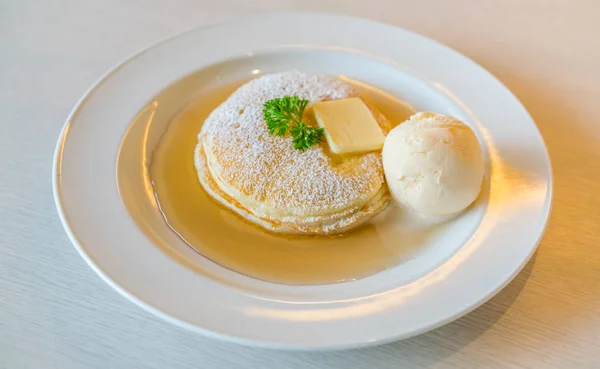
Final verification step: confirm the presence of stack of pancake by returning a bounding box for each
[195,72,390,234]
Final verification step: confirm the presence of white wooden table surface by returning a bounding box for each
[2,1,600,368]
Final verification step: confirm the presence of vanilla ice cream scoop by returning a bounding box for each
[382,112,484,215]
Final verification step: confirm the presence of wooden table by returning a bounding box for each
[2,1,599,367]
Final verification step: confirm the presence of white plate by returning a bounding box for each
[53,13,552,350]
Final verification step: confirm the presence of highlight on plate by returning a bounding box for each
[149,71,485,283]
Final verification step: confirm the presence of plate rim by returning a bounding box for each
[53,12,554,350]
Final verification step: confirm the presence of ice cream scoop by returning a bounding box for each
[382,112,484,215]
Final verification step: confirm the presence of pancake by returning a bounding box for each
[195,72,391,234]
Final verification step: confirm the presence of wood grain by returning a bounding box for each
[2,1,599,368]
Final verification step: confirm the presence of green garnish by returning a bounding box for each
[263,96,325,151]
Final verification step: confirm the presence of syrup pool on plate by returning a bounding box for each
[150,76,452,285]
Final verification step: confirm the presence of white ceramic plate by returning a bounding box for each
[53,13,552,350]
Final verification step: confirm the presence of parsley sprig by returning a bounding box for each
[263,96,325,151]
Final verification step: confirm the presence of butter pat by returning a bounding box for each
[313,97,385,154]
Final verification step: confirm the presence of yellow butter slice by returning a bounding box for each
[313,97,385,154]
